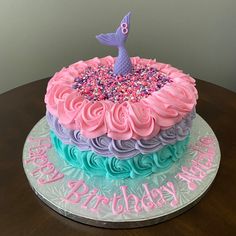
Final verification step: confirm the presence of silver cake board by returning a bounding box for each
[22,114,220,228]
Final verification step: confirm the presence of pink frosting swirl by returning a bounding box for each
[57,92,87,129]
[127,102,159,140]
[45,57,198,140]
[99,56,115,66]
[106,102,132,140]
[80,100,112,138]
[45,83,72,116]
[106,102,158,140]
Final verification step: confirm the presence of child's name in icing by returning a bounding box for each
[24,135,216,215]
[176,136,215,191]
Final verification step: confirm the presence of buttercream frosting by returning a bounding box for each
[47,109,195,159]
[50,131,190,179]
[45,57,198,140]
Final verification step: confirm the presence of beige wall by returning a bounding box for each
[0,0,236,94]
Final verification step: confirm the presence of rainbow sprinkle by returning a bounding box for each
[72,64,172,103]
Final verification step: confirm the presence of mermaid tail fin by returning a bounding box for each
[96,12,131,47]
[96,33,118,46]
[96,12,132,75]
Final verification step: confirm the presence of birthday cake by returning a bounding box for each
[44,12,198,180]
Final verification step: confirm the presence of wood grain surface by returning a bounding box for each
[0,78,236,235]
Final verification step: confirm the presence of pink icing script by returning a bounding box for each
[25,136,64,184]
[45,56,198,140]
[63,180,178,214]
[176,136,216,190]
[24,135,217,215]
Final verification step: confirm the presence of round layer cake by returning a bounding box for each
[45,56,198,179]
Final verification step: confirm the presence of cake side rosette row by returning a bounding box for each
[46,108,195,159]
[50,130,190,179]
[45,56,198,141]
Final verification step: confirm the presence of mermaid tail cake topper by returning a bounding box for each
[96,12,133,75]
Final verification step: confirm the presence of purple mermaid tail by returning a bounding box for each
[96,12,133,75]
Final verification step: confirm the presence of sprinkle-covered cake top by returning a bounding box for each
[71,63,172,103]
[45,56,198,140]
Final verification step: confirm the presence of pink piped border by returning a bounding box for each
[45,56,198,140]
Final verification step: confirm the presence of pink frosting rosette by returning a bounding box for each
[57,92,87,129]
[106,102,159,140]
[45,83,73,117]
[139,58,157,66]
[99,56,115,66]
[45,57,198,140]
[70,61,88,73]
[126,102,159,140]
[130,57,141,64]
[47,67,77,90]
[85,57,101,68]
[106,102,131,140]
[79,100,113,138]
[157,80,197,114]
[141,94,181,128]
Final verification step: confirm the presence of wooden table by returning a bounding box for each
[1,78,236,235]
